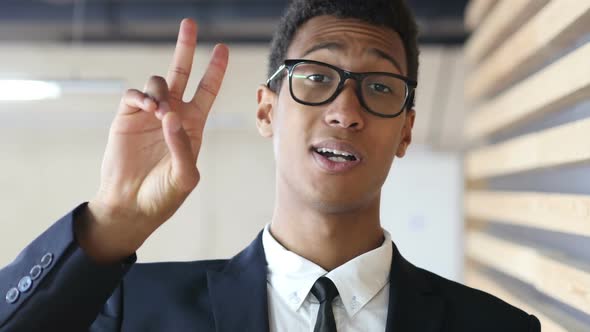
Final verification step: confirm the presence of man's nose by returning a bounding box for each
[323,81,365,130]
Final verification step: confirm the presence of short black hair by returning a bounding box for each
[267,0,419,108]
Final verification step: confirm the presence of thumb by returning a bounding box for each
[162,110,200,194]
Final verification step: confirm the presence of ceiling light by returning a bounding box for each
[0,80,61,101]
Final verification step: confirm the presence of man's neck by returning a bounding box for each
[269,190,384,271]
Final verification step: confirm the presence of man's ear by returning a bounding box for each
[395,109,416,158]
[256,85,275,138]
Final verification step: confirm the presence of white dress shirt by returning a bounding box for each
[262,224,393,332]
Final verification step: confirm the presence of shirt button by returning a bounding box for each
[40,253,53,269]
[30,265,42,280]
[5,287,19,304]
[289,292,300,304]
[351,296,359,310]
[18,276,33,293]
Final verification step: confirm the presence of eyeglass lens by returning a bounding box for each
[290,62,408,116]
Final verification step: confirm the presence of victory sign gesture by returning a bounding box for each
[76,19,229,263]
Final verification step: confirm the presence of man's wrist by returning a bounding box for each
[74,201,141,264]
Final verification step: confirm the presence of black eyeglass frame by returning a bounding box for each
[266,59,417,118]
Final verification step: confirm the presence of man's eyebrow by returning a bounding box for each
[301,42,344,58]
[300,42,404,74]
[369,48,403,74]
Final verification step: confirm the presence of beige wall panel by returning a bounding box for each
[465,43,590,140]
[466,0,590,103]
[465,190,590,236]
[465,0,498,31]
[465,266,587,332]
[465,268,571,332]
[467,232,590,316]
[466,116,590,179]
[465,0,549,65]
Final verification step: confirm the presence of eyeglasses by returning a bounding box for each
[266,59,417,118]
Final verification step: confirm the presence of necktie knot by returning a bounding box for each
[311,277,339,303]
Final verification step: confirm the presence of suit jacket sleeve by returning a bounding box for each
[528,314,541,332]
[0,203,135,332]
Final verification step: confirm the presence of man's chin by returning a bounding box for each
[307,192,374,215]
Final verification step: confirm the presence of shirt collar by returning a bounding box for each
[262,224,392,318]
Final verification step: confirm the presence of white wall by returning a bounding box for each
[381,145,463,281]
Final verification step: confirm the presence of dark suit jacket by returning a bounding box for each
[0,203,541,331]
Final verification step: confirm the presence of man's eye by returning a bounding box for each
[307,74,332,83]
[368,83,392,93]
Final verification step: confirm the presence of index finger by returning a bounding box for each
[166,18,198,104]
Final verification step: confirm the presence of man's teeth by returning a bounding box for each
[315,147,354,158]
[328,156,349,162]
[314,147,357,163]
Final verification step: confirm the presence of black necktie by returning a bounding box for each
[311,276,339,332]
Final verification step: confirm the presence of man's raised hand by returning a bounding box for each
[76,19,229,263]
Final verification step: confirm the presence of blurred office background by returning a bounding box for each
[0,1,588,330]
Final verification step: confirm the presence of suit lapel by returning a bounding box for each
[207,233,445,332]
[385,242,445,332]
[207,231,270,332]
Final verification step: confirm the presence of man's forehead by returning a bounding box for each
[287,15,407,72]
[300,41,404,74]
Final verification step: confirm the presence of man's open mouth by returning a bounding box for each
[313,147,358,163]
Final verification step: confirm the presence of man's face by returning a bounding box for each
[257,15,416,213]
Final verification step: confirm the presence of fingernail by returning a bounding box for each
[160,101,170,114]
[143,97,153,108]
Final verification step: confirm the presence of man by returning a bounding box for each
[0,0,541,331]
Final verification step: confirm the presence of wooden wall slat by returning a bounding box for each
[465,0,549,65]
[465,0,498,31]
[464,0,590,328]
[465,190,590,237]
[465,36,590,141]
[466,116,590,179]
[465,268,569,332]
[466,231,590,316]
[465,0,590,103]
[467,232,538,283]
